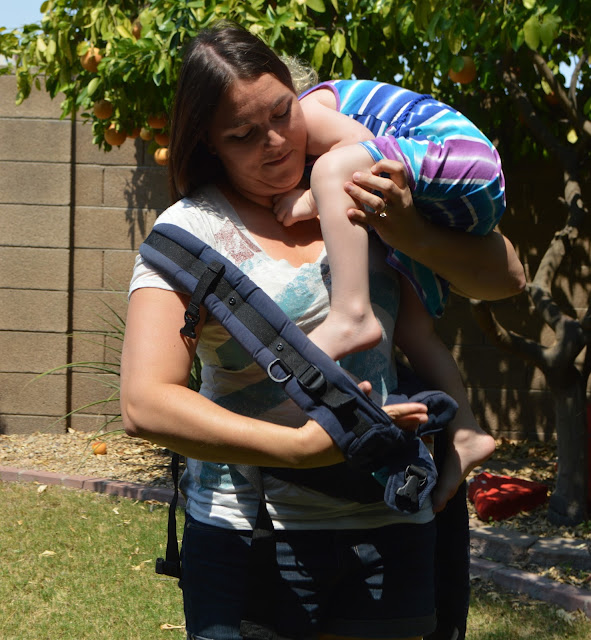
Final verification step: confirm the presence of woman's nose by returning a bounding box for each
[265,127,285,146]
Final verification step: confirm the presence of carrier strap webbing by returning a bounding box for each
[155,452,182,580]
[144,230,360,419]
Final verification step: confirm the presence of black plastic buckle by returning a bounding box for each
[395,464,429,513]
[155,557,182,579]
[298,364,326,395]
[180,310,200,338]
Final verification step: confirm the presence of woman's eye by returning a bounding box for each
[232,129,253,141]
[276,103,291,119]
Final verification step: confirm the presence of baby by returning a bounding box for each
[273,79,502,510]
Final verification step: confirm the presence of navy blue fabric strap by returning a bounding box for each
[140,224,459,513]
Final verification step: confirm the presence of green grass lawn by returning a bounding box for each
[1,481,590,639]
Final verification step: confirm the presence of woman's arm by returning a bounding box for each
[344,159,526,300]
[120,287,342,468]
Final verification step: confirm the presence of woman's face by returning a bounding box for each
[207,73,307,206]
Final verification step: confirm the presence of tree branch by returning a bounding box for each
[501,65,566,160]
[569,52,587,111]
[529,49,591,140]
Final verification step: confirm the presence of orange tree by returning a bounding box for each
[1,0,590,523]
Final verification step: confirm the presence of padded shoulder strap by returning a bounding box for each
[140,224,457,513]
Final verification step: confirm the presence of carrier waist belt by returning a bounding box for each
[140,224,458,512]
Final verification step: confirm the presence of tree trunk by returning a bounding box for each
[547,370,589,525]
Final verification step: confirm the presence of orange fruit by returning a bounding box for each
[91,441,107,455]
[139,127,154,141]
[448,56,477,84]
[93,99,113,120]
[154,131,170,146]
[154,147,169,166]
[132,21,142,39]
[127,127,141,138]
[104,124,126,146]
[80,47,102,73]
[148,113,167,129]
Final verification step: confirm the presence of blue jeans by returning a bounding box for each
[180,516,437,639]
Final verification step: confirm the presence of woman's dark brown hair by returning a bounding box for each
[168,22,296,202]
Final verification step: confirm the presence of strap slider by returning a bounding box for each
[298,364,326,395]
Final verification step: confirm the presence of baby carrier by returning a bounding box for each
[139,223,458,639]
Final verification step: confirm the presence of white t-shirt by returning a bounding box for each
[130,184,434,529]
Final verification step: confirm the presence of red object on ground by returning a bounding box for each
[468,472,549,521]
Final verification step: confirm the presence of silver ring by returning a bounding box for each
[266,358,292,383]
[379,211,387,218]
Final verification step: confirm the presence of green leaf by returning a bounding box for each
[87,77,101,97]
[522,0,536,9]
[446,30,463,55]
[342,52,353,78]
[306,0,326,13]
[331,31,345,58]
[540,14,560,47]
[116,25,134,39]
[313,34,330,68]
[523,15,540,50]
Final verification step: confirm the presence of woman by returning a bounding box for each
[121,22,524,640]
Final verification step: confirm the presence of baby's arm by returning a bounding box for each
[299,91,375,155]
[274,91,374,226]
[395,276,495,511]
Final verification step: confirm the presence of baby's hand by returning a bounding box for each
[273,188,318,226]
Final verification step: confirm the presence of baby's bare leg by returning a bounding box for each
[308,145,383,360]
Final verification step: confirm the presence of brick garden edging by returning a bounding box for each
[2,464,590,618]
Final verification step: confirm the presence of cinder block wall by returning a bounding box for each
[0,74,167,434]
[0,74,588,440]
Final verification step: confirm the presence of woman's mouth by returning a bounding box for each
[266,150,292,166]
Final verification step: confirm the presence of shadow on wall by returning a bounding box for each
[122,143,170,249]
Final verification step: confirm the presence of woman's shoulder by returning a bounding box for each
[154,185,233,242]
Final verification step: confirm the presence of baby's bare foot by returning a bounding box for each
[432,428,496,513]
[308,309,382,360]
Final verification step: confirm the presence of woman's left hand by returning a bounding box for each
[343,159,425,250]
[382,401,429,431]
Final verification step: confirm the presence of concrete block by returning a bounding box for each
[82,477,109,492]
[0,289,68,331]
[103,250,136,291]
[0,331,68,373]
[0,372,67,416]
[0,466,22,482]
[61,474,94,489]
[0,161,70,205]
[74,164,104,206]
[75,120,143,166]
[0,75,64,119]
[451,345,529,389]
[73,248,104,289]
[70,331,107,366]
[0,204,70,248]
[69,413,120,433]
[74,206,159,250]
[70,371,120,416]
[470,523,538,563]
[0,119,71,162]
[103,165,169,210]
[529,537,591,571]
[71,289,128,332]
[0,414,68,435]
[0,247,69,289]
